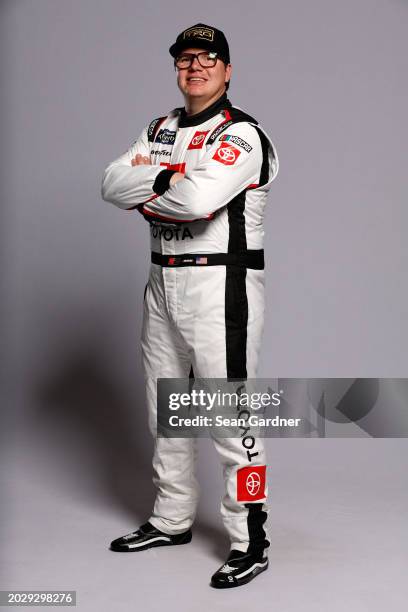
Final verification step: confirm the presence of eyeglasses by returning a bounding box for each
[174,51,221,69]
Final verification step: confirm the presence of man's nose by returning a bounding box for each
[189,56,203,70]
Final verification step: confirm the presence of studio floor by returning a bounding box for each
[2,438,407,611]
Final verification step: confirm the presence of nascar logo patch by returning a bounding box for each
[219,134,253,152]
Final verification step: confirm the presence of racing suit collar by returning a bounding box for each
[178,93,232,128]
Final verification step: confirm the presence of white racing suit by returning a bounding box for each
[101,93,278,555]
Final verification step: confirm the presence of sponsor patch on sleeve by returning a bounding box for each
[219,134,253,152]
[212,142,241,165]
[236,465,266,502]
[147,117,166,142]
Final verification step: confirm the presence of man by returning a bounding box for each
[101,23,278,588]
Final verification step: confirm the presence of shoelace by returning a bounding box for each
[123,532,138,540]
[219,564,235,574]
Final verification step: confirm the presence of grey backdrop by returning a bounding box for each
[1,1,407,610]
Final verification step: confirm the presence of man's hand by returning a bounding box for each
[131,153,151,166]
[130,153,184,187]
[170,172,184,186]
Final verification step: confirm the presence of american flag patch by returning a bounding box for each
[195,257,208,265]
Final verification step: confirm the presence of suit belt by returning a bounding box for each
[151,250,264,269]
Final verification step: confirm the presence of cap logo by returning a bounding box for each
[183,26,214,42]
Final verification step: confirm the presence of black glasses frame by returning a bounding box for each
[174,51,222,70]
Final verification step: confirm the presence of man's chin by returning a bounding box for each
[184,86,209,97]
[187,91,207,98]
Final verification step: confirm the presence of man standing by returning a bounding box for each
[101,23,278,588]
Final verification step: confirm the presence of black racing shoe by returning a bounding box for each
[110,521,192,552]
[210,550,269,589]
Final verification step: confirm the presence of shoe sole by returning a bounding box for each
[110,532,192,552]
[210,560,269,589]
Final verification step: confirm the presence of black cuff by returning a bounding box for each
[153,169,177,195]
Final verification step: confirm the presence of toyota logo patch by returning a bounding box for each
[212,142,241,165]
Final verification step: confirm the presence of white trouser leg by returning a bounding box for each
[179,266,270,555]
[141,267,199,534]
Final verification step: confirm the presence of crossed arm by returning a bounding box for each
[132,153,184,187]
[101,123,264,222]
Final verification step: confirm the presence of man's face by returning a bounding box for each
[176,47,232,102]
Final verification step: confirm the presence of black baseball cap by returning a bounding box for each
[169,23,230,64]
